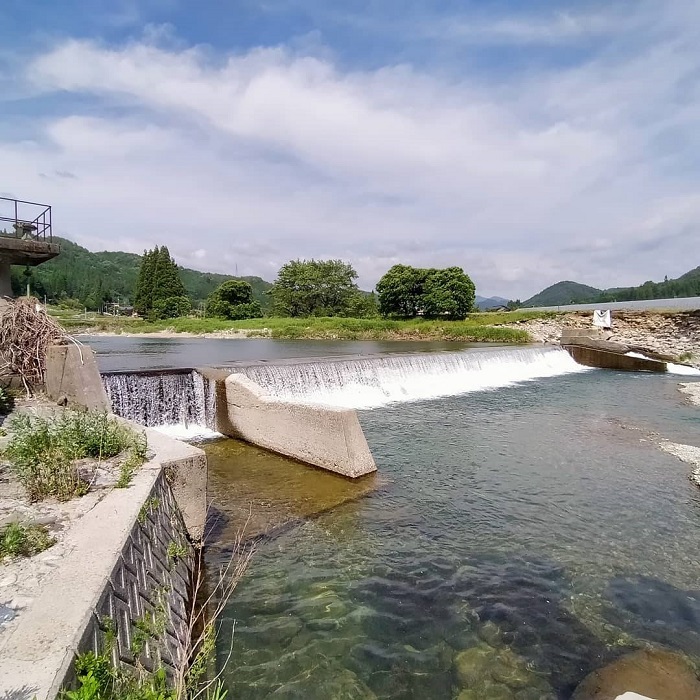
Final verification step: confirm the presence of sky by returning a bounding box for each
[1,1,699,299]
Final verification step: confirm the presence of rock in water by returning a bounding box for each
[571,648,700,700]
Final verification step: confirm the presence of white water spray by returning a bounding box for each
[240,346,588,409]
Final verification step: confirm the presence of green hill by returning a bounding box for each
[522,281,602,307]
[523,266,700,308]
[10,237,272,311]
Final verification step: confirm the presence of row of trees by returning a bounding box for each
[132,249,477,321]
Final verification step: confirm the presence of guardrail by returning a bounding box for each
[0,196,52,242]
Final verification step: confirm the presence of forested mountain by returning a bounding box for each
[522,266,700,308]
[597,266,700,302]
[9,237,272,310]
[522,281,602,307]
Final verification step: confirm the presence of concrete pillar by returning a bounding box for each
[0,261,12,297]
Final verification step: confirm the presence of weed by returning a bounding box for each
[0,521,55,560]
[138,497,160,525]
[4,411,146,502]
[167,541,189,564]
[678,351,694,363]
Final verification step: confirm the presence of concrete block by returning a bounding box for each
[223,373,376,478]
[45,344,109,411]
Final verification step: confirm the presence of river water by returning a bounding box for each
[91,337,700,699]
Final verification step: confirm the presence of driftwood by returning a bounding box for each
[0,297,68,394]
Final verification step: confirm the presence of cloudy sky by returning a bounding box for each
[1,1,699,299]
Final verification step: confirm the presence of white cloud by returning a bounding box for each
[2,2,700,298]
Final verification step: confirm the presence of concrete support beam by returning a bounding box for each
[0,261,11,297]
[222,373,376,478]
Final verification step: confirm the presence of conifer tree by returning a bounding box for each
[134,248,158,315]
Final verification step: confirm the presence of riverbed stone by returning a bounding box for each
[571,648,700,700]
[456,681,516,700]
[271,666,377,699]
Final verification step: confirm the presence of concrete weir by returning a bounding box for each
[220,373,376,478]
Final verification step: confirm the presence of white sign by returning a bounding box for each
[593,309,612,328]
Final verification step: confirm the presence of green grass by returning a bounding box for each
[4,411,147,502]
[49,308,557,342]
[0,522,55,561]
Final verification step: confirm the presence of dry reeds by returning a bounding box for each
[0,297,67,393]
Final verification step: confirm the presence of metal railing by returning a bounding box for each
[0,196,52,242]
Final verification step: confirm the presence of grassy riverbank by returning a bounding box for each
[51,308,554,342]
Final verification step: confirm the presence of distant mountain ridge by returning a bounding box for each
[475,295,510,310]
[522,266,700,308]
[10,237,273,310]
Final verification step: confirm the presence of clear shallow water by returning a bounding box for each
[207,370,700,700]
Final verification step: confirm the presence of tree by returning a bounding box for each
[134,248,158,315]
[375,264,429,317]
[133,246,189,319]
[205,280,262,320]
[421,267,475,319]
[270,259,360,317]
[153,295,192,319]
[376,264,475,318]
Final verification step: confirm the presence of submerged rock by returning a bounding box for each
[571,648,700,700]
[455,642,546,692]
[271,666,377,699]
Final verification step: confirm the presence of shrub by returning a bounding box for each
[0,522,55,560]
[152,295,193,320]
[5,411,147,502]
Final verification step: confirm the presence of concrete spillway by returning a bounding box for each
[237,346,587,409]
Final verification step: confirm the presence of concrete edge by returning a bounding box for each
[0,428,206,699]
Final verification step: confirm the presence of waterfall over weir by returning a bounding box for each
[102,370,217,433]
[239,346,588,409]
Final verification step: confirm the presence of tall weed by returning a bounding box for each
[4,411,146,502]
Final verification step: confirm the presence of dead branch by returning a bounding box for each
[0,297,68,394]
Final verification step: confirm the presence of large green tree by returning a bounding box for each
[205,280,262,319]
[270,259,360,317]
[376,264,475,319]
[421,267,475,319]
[375,264,429,317]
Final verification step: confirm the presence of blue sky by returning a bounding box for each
[1,0,699,298]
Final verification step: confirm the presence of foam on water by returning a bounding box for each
[241,346,589,409]
[626,351,700,376]
[152,424,221,441]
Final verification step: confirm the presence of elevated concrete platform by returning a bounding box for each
[0,236,60,265]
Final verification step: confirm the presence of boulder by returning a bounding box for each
[571,648,700,700]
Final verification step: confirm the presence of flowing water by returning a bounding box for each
[92,337,700,698]
[204,361,700,700]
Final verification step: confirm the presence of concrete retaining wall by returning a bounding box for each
[0,430,206,700]
[221,373,376,478]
